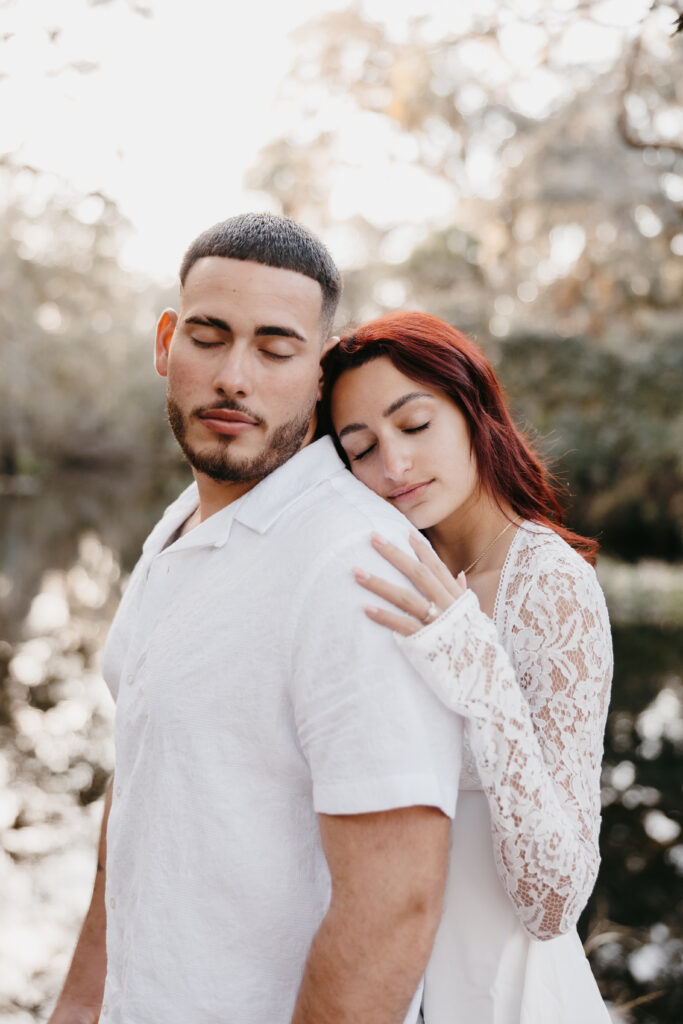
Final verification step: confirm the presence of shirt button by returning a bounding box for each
[127,675,134,686]
[115,786,122,798]
[109,896,116,909]
[102,1006,108,1016]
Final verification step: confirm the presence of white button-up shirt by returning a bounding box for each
[100,436,463,1024]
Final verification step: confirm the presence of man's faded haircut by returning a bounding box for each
[179,212,342,338]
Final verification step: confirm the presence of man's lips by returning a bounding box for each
[197,409,260,435]
[387,480,433,504]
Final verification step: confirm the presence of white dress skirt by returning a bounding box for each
[422,791,611,1024]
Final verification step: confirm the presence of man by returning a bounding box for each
[49,213,463,1024]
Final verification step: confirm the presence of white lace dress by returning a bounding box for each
[397,522,613,1024]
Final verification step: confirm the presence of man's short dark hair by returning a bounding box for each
[179,212,342,337]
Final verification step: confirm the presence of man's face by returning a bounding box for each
[155,257,326,486]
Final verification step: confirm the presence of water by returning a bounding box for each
[0,471,681,1022]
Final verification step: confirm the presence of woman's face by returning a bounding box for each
[330,357,480,530]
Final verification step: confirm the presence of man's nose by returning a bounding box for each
[213,346,252,397]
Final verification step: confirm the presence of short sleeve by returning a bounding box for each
[288,524,463,818]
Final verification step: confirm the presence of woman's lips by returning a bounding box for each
[388,480,433,505]
[198,410,259,436]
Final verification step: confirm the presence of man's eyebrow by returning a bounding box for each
[255,325,307,343]
[183,316,306,343]
[184,315,230,332]
[338,392,433,440]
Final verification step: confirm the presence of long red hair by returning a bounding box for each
[319,311,597,564]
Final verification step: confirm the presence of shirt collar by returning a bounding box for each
[234,435,346,536]
[144,436,346,555]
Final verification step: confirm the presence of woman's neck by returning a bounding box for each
[426,493,516,578]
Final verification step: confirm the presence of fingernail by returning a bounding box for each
[364,605,379,616]
[353,567,370,581]
[409,530,421,543]
[458,571,466,583]
[371,533,385,546]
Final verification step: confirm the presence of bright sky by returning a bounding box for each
[1,0,655,280]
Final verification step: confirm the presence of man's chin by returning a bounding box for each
[168,394,317,486]
[185,447,268,485]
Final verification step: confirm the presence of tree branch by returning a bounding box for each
[617,29,683,155]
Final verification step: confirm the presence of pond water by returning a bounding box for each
[0,471,681,1023]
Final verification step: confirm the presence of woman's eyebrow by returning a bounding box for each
[383,392,432,417]
[338,392,432,439]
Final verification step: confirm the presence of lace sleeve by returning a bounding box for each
[396,557,613,940]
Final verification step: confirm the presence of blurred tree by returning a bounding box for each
[247,0,683,558]
[497,330,683,559]
[248,0,682,336]
[581,625,683,1024]
[0,160,171,473]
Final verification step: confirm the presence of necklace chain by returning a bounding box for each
[463,521,514,576]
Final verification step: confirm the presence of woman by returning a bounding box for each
[319,312,613,1024]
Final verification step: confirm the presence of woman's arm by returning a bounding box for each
[356,535,612,940]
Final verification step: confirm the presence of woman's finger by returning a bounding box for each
[370,534,455,607]
[363,604,424,638]
[409,532,467,599]
[353,568,442,621]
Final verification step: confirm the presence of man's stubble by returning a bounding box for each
[166,394,317,484]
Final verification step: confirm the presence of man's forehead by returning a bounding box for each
[182,256,322,305]
[179,257,325,342]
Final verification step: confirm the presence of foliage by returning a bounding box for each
[246,0,683,561]
[0,161,173,474]
[581,625,683,1024]
[495,330,683,559]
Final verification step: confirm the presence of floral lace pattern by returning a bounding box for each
[397,523,613,940]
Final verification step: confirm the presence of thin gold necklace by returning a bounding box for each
[463,521,514,576]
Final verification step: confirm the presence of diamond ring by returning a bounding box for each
[420,601,439,624]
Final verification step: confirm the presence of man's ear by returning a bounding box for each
[317,335,340,401]
[322,334,340,358]
[154,309,178,378]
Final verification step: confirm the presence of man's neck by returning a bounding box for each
[189,424,320,529]
[192,470,260,527]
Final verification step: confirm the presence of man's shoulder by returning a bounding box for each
[280,465,412,553]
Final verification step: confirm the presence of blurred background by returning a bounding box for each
[0,0,682,1021]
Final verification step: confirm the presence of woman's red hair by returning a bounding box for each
[319,311,597,564]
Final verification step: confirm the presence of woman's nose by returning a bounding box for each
[381,444,412,481]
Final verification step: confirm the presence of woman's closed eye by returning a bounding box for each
[351,442,376,462]
[349,422,431,462]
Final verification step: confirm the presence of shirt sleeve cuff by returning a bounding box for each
[313,772,459,818]
[396,588,480,650]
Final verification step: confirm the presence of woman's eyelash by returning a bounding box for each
[352,444,375,462]
[351,423,430,462]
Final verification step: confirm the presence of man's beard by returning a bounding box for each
[166,395,316,484]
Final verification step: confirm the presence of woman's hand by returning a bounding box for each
[353,531,466,637]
